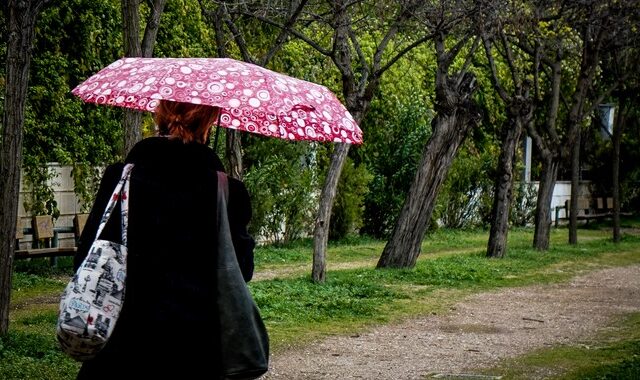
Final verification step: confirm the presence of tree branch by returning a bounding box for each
[237,9,332,56]
[482,33,510,103]
[261,0,309,66]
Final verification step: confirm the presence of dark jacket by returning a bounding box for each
[74,137,255,379]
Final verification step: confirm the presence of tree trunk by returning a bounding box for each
[568,128,581,244]
[486,117,524,258]
[120,0,165,156]
[122,111,143,155]
[377,27,480,269]
[533,156,559,250]
[377,114,470,267]
[141,0,166,56]
[376,21,481,268]
[311,0,357,283]
[528,59,562,251]
[207,3,244,178]
[121,0,143,156]
[312,143,350,282]
[612,104,624,243]
[226,130,243,180]
[1,0,47,337]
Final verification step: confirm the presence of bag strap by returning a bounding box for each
[94,163,134,244]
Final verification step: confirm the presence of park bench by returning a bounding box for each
[15,214,88,263]
[555,196,620,227]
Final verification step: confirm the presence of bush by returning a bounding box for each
[360,93,432,238]
[243,137,319,245]
[330,158,372,240]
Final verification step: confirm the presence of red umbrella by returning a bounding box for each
[72,57,362,145]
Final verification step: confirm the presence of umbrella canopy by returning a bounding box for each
[72,57,362,144]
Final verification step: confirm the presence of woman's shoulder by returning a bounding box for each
[125,137,168,163]
[125,136,224,171]
[100,162,125,183]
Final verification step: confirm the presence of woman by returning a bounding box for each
[73,100,256,379]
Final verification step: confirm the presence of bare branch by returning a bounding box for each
[141,0,166,57]
[457,35,480,86]
[261,0,309,66]
[236,9,332,56]
[499,27,521,91]
[482,33,510,103]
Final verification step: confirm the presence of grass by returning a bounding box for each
[2,221,640,379]
[477,313,640,379]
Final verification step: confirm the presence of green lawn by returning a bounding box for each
[2,222,640,379]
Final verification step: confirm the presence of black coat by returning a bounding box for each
[74,137,256,379]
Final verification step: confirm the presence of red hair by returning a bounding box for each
[154,100,219,144]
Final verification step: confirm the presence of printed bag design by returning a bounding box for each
[57,164,133,361]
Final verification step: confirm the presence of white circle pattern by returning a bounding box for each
[72,57,362,144]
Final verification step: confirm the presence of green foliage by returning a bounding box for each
[360,91,432,238]
[275,40,340,93]
[510,180,538,227]
[243,137,319,244]
[561,339,640,379]
[251,276,398,323]
[435,141,496,229]
[14,0,124,215]
[12,258,74,280]
[154,0,216,58]
[10,273,59,291]
[21,164,59,219]
[330,158,372,240]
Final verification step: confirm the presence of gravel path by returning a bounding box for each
[261,264,640,380]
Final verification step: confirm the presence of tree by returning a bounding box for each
[562,0,629,245]
[377,1,482,268]
[0,0,52,337]
[513,1,568,250]
[598,5,640,242]
[480,1,535,258]
[121,0,166,155]
[220,0,435,281]
[198,0,308,179]
[518,0,634,249]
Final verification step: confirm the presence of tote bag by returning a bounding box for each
[56,163,134,361]
[217,172,269,379]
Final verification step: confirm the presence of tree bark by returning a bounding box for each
[121,0,166,156]
[121,0,143,156]
[0,0,48,337]
[312,143,350,282]
[311,0,357,283]
[481,27,533,259]
[486,117,524,258]
[377,110,476,268]
[226,130,243,180]
[527,57,562,251]
[533,156,559,250]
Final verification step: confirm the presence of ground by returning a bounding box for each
[261,264,640,380]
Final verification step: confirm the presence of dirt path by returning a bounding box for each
[261,264,640,380]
